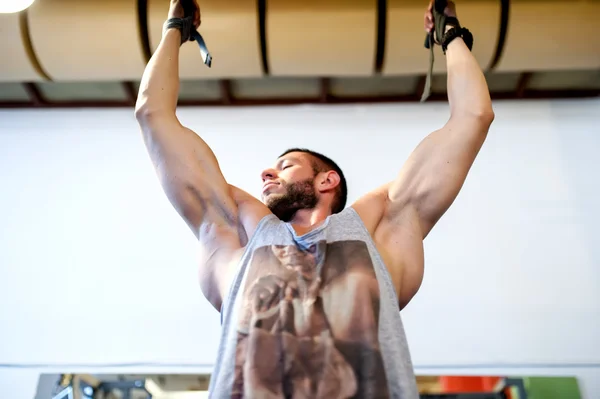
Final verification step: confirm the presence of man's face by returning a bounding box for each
[270,244,318,279]
[260,152,318,221]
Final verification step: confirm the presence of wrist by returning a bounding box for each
[442,26,473,54]
[445,36,464,53]
[161,27,183,47]
[163,17,194,45]
[163,25,181,36]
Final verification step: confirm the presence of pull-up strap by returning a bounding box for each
[421,23,473,102]
[421,0,476,102]
[182,0,211,67]
[442,26,473,54]
[421,0,452,102]
[191,29,212,67]
[164,17,212,67]
[421,32,436,102]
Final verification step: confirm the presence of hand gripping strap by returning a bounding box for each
[421,0,470,102]
[421,0,448,102]
[164,17,213,68]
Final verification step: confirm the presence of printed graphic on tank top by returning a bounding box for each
[210,207,419,399]
[233,239,388,397]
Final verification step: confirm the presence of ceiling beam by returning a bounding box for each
[22,83,45,106]
[320,78,331,103]
[503,88,600,100]
[0,88,598,109]
[220,80,232,105]
[0,100,133,108]
[516,72,533,98]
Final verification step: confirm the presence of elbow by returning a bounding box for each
[133,86,149,121]
[134,106,147,124]
[135,98,177,128]
[468,103,494,126]
[452,101,495,127]
[134,102,168,128]
[474,108,494,141]
[134,100,153,125]
[450,106,495,133]
[479,106,495,127]
[475,98,495,126]
[134,92,161,124]
[465,106,495,130]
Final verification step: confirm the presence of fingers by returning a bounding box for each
[193,0,201,27]
[424,0,457,32]
[424,15,433,32]
[445,1,457,18]
[424,10,433,32]
[424,0,433,32]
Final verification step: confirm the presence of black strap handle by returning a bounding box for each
[181,0,212,68]
[420,2,474,102]
[424,0,448,49]
[421,0,449,102]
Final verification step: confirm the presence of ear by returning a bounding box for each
[316,170,340,193]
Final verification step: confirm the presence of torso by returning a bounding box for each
[207,194,421,398]
[202,186,425,312]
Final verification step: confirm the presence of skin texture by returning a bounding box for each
[135,0,494,312]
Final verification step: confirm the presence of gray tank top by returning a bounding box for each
[209,207,419,398]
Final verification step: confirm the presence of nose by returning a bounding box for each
[261,167,277,182]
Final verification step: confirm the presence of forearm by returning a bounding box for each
[135,29,182,117]
[445,36,493,119]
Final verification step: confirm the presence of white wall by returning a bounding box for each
[0,98,599,398]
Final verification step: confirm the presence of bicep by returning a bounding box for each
[139,115,239,239]
[388,116,490,235]
[139,116,274,310]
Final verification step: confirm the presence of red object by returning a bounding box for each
[440,376,502,393]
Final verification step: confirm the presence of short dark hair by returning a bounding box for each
[279,148,347,214]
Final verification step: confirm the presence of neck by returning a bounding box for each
[289,206,331,235]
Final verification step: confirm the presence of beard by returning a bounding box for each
[266,178,318,222]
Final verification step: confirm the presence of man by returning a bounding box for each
[135,0,494,397]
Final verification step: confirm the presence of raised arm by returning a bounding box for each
[134,0,269,308]
[384,1,494,238]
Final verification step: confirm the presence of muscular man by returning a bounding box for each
[135,1,494,397]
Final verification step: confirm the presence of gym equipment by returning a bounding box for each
[48,374,151,399]
[165,0,212,67]
[182,0,212,67]
[421,0,473,102]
